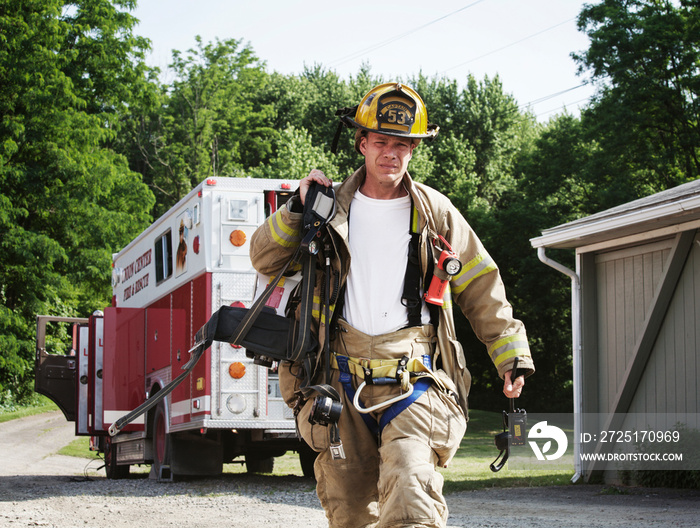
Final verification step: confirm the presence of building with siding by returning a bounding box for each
[530,179,700,482]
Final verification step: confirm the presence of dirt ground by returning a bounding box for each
[1,411,699,528]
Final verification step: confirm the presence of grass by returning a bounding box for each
[439,409,572,492]
[230,408,574,491]
[0,396,60,424]
[15,405,573,490]
[57,437,100,459]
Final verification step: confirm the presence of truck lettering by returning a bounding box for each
[122,273,149,302]
[122,249,152,283]
[122,249,152,301]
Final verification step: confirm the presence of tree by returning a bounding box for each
[574,0,700,200]
[247,125,340,181]
[410,74,538,218]
[251,66,373,181]
[474,114,598,412]
[127,37,274,215]
[0,0,154,402]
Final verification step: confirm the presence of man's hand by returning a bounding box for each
[503,370,524,398]
[300,169,332,206]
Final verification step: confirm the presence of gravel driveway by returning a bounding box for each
[1,411,699,527]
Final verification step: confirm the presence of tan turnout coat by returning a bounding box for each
[250,167,534,416]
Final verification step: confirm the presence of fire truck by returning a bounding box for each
[35,177,316,480]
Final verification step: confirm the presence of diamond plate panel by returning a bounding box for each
[214,272,257,304]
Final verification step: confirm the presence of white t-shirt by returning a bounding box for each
[343,190,431,336]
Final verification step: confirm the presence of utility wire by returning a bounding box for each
[536,97,592,119]
[441,16,576,74]
[520,82,589,109]
[328,0,489,68]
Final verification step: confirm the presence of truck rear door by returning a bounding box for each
[35,315,89,422]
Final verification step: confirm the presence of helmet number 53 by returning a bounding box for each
[386,109,407,124]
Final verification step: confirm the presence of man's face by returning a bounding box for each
[359,132,415,191]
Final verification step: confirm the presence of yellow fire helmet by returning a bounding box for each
[333,82,439,152]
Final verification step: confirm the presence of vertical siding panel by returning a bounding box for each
[608,258,614,414]
[600,260,612,411]
[642,252,656,413]
[607,259,616,412]
[632,254,646,414]
[633,255,645,338]
[675,265,687,416]
[666,291,677,415]
[653,250,666,414]
[595,259,605,415]
[688,240,699,415]
[624,256,635,362]
[611,259,621,412]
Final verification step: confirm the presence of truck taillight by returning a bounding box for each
[229,362,246,379]
[281,183,291,190]
[206,178,217,186]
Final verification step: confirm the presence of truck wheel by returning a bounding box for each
[104,437,130,479]
[299,442,317,479]
[245,455,274,474]
[152,401,171,479]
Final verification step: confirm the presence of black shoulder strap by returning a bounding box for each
[402,202,423,327]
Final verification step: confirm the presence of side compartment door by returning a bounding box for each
[102,307,146,433]
[35,316,89,422]
[75,323,90,435]
[89,314,106,433]
[169,307,189,426]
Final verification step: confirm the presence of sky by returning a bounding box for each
[131,0,597,121]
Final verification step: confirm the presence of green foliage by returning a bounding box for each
[0,0,154,403]
[125,37,275,214]
[0,394,57,420]
[247,125,341,181]
[251,66,375,180]
[574,0,700,201]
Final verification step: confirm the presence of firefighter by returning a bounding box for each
[250,82,534,528]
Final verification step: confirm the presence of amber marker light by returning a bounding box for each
[229,229,246,247]
[229,362,246,379]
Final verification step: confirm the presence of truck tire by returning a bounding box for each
[245,454,274,474]
[104,437,130,479]
[152,401,171,479]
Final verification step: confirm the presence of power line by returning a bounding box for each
[536,97,592,119]
[520,82,589,109]
[328,0,489,68]
[441,17,577,74]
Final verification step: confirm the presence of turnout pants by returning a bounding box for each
[305,320,467,528]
